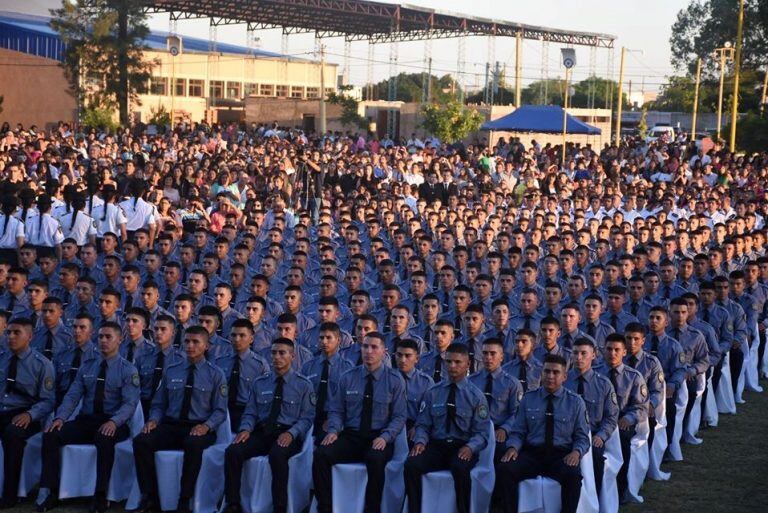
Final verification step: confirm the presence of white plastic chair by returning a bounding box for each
[647,385,669,483]
[682,374,706,445]
[420,422,495,513]
[665,385,688,462]
[702,374,719,428]
[516,431,599,513]
[329,428,408,513]
[239,426,314,513]
[598,428,623,513]
[153,414,233,512]
[57,405,144,500]
[762,328,768,379]
[715,353,736,414]
[624,420,650,504]
[744,322,763,393]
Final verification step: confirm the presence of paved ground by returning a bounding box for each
[6,380,768,513]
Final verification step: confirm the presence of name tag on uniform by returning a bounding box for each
[346,390,359,396]
[261,390,273,397]
[171,378,183,384]
[307,373,318,379]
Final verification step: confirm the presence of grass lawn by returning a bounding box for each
[7,380,768,513]
[623,379,768,513]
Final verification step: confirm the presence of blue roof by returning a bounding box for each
[0,11,293,62]
[481,105,602,135]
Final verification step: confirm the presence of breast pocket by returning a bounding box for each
[166,380,185,403]
[193,382,212,406]
[431,404,447,425]
[454,407,473,432]
[555,414,574,441]
[372,392,392,423]
[256,393,273,419]
[282,398,302,419]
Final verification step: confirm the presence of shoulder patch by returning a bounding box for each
[611,391,617,404]
[477,403,489,419]
[657,373,664,383]
[678,353,686,364]
[518,390,523,402]
[310,392,317,406]
[419,400,426,413]
[640,384,648,399]
[132,373,140,387]
[220,383,228,397]
[44,376,54,391]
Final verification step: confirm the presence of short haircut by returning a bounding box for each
[396,338,420,352]
[446,342,469,356]
[543,354,567,367]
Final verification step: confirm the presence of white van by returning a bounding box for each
[645,125,676,144]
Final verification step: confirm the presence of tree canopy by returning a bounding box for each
[366,72,461,103]
[421,101,483,143]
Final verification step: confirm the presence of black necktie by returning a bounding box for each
[446,382,457,430]
[628,355,638,368]
[179,364,195,420]
[70,348,82,383]
[7,295,15,313]
[467,338,476,373]
[228,355,240,408]
[83,267,91,279]
[545,394,555,450]
[391,337,401,367]
[703,308,710,323]
[673,328,681,341]
[125,294,133,311]
[413,299,420,323]
[6,354,18,394]
[433,355,442,382]
[519,361,527,389]
[577,376,585,396]
[484,373,493,405]
[587,323,596,338]
[523,315,531,330]
[664,286,670,300]
[30,311,38,327]
[315,359,330,431]
[610,314,619,330]
[651,335,659,356]
[267,375,284,433]
[442,292,450,311]
[127,341,135,362]
[359,373,374,437]
[151,350,165,400]
[163,289,173,310]
[384,312,391,333]
[631,302,638,316]
[174,324,183,348]
[94,360,108,415]
[424,326,432,343]
[610,369,619,396]
[45,330,54,360]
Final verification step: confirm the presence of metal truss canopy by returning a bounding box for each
[145,0,615,47]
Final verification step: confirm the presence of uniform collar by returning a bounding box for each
[365,364,385,380]
[544,386,565,398]
[274,368,294,383]
[15,346,32,360]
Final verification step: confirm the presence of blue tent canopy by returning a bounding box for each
[481,105,601,135]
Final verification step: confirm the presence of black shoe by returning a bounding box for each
[134,496,158,513]
[0,498,18,510]
[175,498,191,513]
[36,495,59,512]
[223,504,242,513]
[89,494,109,513]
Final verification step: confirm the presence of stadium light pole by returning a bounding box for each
[691,57,702,142]
[729,0,744,151]
[714,43,734,141]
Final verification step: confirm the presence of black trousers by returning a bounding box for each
[404,439,478,513]
[617,427,636,498]
[759,329,766,377]
[730,345,745,396]
[132,420,216,501]
[684,377,700,420]
[228,404,245,435]
[312,430,394,513]
[665,396,677,445]
[591,443,605,497]
[647,416,656,452]
[0,410,40,500]
[40,414,130,495]
[224,427,301,513]
[494,446,582,513]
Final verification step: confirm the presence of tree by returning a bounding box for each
[649,69,765,112]
[467,76,628,109]
[723,113,768,152]
[327,85,367,130]
[367,72,461,103]
[670,0,768,76]
[421,100,483,143]
[51,0,154,126]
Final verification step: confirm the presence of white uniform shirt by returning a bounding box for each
[91,203,128,238]
[119,198,156,231]
[59,211,97,246]
[0,215,25,249]
[24,213,64,247]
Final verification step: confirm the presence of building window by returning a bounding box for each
[276,85,289,98]
[244,83,259,96]
[306,87,319,99]
[324,87,335,97]
[188,79,204,97]
[150,77,168,95]
[290,86,304,99]
[226,81,242,99]
[259,84,274,96]
[173,78,186,97]
[210,80,224,99]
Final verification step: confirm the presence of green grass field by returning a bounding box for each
[7,381,768,513]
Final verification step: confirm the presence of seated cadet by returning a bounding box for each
[37,322,141,513]
[94,288,123,331]
[533,316,572,365]
[601,286,639,333]
[301,322,354,441]
[172,294,197,349]
[417,319,454,382]
[266,313,313,370]
[558,303,597,349]
[65,277,100,323]
[135,315,185,418]
[483,299,513,352]
[502,329,543,392]
[494,354,590,513]
[132,326,228,513]
[667,299,709,425]
[384,304,426,365]
[312,332,407,513]
[32,297,72,360]
[197,306,233,360]
[596,334,649,503]
[121,307,154,363]
[52,313,98,405]
[0,317,55,508]
[242,296,276,352]
[468,338,522,459]
[215,319,269,431]
[623,324,665,449]
[342,315,380,367]
[394,339,434,443]
[404,343,491,513]
[222,338,314,513]
[456,304,486,373]
[212,284,243,338]
[140,281,173,328]
[0,267,33,319]
[565,338,618,496]
[579,295,615,350]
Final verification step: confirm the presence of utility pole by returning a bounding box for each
[515,31,522,106]
[761,69,768,116]
[484,62,490,104]
[729,0,744,151]
[562,66,571,169]
[691,57,702,141]
[614,46,626,144]
[319,43,327,136]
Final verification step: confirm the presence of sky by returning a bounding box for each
[4,0,691,94]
